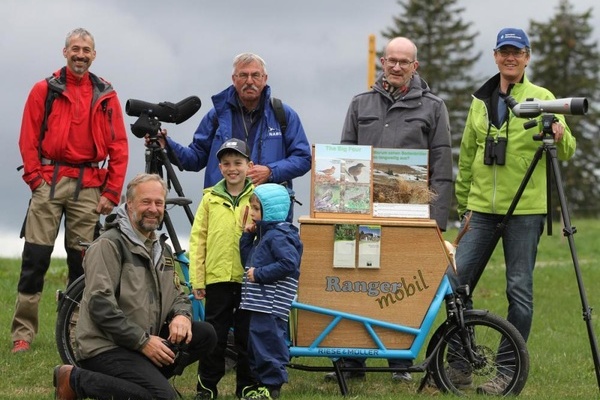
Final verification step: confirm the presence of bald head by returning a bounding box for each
[385,37,418,61]
[381,37,419,88]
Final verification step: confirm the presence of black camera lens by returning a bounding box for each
[495,137,507,165]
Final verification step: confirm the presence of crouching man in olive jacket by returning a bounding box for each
[53,173,217,400]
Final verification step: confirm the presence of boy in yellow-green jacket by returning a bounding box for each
[189,138,256,399]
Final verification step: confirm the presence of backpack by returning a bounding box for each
[271,97,287,135]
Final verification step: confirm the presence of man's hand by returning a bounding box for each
[141,335,176,367]
[552,121,565,142]
[95,196,115,215]
[144,129,168,148]
[192,289,206,300]
[247,165,272,185]
[168,314,192,345]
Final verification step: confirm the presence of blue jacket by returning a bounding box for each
[239,184,303,321]
[166,85,311,189]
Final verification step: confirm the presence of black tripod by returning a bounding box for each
[144,135,195,257]
[467,114,600,391]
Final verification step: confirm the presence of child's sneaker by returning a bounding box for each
[240,386,280,400]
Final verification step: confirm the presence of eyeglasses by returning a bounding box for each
[384,58,415,68]
[234,72,265,81]
[496,49,528,59]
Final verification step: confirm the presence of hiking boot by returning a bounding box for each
[195,387,216,399]
[12,340,30,353]
[476,374,511,395]
[53,365,76,400]
[446,366,473,389]
[391,371,413,382]
[324,371,366,382]
[240,386,279,400]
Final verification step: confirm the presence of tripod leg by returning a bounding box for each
[546,145,600,391]
[156,148,195,224]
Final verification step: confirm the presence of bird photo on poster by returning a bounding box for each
[312,144,372,216]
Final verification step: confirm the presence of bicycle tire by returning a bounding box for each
[427,310,529,396]
[55,275,86,366]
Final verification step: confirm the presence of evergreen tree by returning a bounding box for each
[528,0,600,217]
[379,0,482,220]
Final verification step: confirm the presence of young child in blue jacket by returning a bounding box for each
[239,184,303,400]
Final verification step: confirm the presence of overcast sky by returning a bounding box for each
[0,0,598,258]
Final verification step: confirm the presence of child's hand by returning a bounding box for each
[244,222,256,233]
[241,205,249,227]
[247,267,256,282]
[192,289,205,300]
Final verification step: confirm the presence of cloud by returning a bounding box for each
[0,0,598,256]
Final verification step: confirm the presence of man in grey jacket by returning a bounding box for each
[327,36,453,383]
[53,174,216,400]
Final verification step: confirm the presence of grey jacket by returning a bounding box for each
[75,205,192,361]
[340,73,453,230]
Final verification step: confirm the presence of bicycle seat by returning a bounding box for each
[166,197,193,206]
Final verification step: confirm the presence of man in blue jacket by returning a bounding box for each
[163,53,311,219]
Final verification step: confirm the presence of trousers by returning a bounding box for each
[74,321,217,400]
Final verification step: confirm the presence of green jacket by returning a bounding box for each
[456,74,576,217]
[75,205,192,361]
[189,178,254,289]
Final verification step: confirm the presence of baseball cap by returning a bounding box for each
[495,28,530,49]
[216,138,250,160]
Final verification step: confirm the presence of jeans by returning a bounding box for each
[447,211,545,342]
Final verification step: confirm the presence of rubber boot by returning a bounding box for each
[12,241,53,342]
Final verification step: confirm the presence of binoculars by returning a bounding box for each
[484,136,507,166]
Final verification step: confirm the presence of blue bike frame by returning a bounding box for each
[289,275,452,361]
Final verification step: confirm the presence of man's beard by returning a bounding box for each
[132,211,163,234]
[71,57,89,74]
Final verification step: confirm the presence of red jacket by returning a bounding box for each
[18,68,128,205]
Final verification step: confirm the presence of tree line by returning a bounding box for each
[379,0,600,220]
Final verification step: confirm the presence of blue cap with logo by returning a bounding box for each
[495,28,530,49]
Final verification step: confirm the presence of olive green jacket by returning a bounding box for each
[75,205,192,361]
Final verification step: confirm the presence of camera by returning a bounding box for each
[162,340,190,376]
[125,96,201,138]
[484,136,507,166]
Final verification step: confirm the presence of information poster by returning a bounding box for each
[372,148,430,218]
[313,144,372,215]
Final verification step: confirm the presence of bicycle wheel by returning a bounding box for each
[55,275,85,366]
[427,310,529,396]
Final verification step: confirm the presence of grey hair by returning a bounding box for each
[232,53,267,74]
[126,173,167,201]
[65,28,95,49]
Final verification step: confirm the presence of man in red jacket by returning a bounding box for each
[11,27,128,353]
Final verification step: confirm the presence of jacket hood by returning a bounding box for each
[254,183,290,222]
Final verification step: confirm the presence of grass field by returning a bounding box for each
[1,218,599,399]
